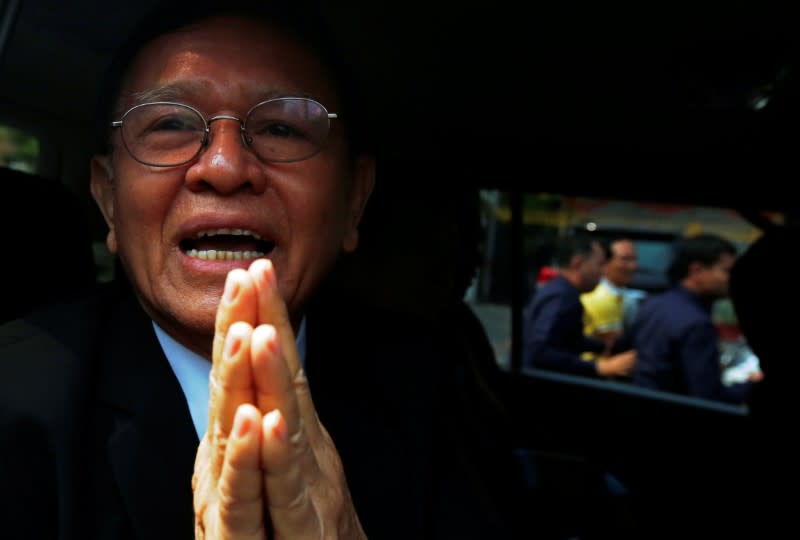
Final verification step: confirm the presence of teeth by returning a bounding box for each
[194,228,262,239]
[186,249,266,261]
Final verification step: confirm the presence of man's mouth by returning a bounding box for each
[179,228,275,261]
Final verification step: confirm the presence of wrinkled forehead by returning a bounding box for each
[119,16,338,109]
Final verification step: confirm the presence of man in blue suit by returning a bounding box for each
[630,233,763,403]
[522,234,636,378]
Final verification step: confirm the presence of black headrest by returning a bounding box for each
[729,225,798,413]
[0,167,96,323]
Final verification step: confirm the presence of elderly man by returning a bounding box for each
[0,2,515,539]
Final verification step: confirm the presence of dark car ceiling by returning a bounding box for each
[1,0,797,210]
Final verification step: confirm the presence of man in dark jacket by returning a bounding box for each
[522,234,636,378]
[0,2,518,538]
[630,233,763,403]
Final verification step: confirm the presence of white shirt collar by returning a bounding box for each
[600,277,623,296]
[153,318,307,440]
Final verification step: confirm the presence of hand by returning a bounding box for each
[192,258,367,539]
[596,349,637,377]
[748,370,765,383]
[596,330,622,356]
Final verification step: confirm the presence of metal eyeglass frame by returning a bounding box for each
[110,96,338,166]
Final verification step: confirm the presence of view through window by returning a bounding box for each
[465,189,780,403]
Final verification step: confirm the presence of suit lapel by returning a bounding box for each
[96,291,199,539]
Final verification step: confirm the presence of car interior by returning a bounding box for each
[2,0,798,538]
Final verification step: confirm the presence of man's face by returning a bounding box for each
[91,16,374,357]
[606,239,638,287]
[578,241,607,292]
[698,252,736,299]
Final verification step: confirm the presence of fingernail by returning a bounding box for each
[223,274,240,302]
[263,259,277,288]
[264,410,287,442]
[235,412,251,438]
[225,331,241,357]
[262,325,280,354]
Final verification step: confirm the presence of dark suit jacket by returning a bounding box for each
[0,280,517,539]
[521,276,605,376]
[629,286,752,404]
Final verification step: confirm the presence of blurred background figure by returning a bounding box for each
[522,233,636,378]
[581,238,639,359]
[629,233,763,403]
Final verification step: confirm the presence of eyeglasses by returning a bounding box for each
[110,97,337,167]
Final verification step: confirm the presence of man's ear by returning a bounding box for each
[686,261,704,278]
[342,155,376,253]
[568,254,584,271]
[90,155,118,255]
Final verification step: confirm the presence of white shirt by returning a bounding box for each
[153,319,307,440]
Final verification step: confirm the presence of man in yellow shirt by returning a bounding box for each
[581,238,639,360]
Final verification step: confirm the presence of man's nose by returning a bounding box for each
[184,119,267,194]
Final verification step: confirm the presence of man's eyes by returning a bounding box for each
[151,116,201,131]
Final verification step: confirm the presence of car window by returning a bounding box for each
[466,188,782,404]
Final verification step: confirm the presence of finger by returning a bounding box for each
[209,321,255,476]
[216,403,267,539]
[247,259,300,374]
[261,409,321,538]
[250,324,301,439]
[209,269,259,440]
[213,269,259,369]
[193,437,212,533]
[248,259,320,442]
